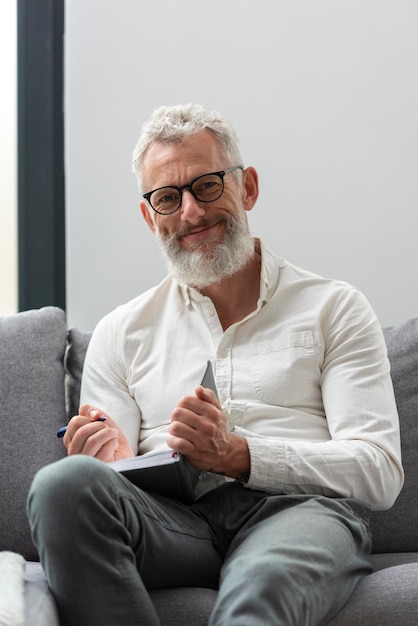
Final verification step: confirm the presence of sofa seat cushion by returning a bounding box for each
[22,554,418,626]
[0,307,68,560]
[327,561,418,625]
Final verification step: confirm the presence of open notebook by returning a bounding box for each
[108,361,218,503]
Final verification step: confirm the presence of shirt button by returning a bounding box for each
[218,350,228,358]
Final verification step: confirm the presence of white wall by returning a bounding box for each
[0,0,17,316]
[66,0,418,331]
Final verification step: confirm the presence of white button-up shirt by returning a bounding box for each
[80,240,404,510]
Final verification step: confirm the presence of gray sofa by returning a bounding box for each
[0,306,417,625]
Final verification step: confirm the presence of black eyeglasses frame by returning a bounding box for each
[142,165,243,215]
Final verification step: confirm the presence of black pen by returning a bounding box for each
[56,417,107,438]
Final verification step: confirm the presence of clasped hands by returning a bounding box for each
[63,385,249,479]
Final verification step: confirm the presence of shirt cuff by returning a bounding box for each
[233,426,287,492]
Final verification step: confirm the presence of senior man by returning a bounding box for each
[28,103,403,626]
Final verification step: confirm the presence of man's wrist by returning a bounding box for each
[213,434,250,481]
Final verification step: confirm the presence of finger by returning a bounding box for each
[166,431,218,472]
[166,432,196,457]
[62,414,91,447]
[67,421,118,456]
[79,403,125,433]
[171,402,222,440]
[168,415,200,442]
[171,405,202,427]
[176,388,221,414]
[79,428,119,462]
[175,392,220,418]
[170,407,220,442]
[95,438,121,463]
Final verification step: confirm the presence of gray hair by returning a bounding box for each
[132,103,243,192]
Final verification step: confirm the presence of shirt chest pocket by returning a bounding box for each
[252,330,321,407]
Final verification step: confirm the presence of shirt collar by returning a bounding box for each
[258,238,281,304]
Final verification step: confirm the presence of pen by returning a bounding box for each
[56,417,107,438]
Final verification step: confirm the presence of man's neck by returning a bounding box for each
[198,243,262,331]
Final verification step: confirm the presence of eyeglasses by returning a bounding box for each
[142,165,243,215]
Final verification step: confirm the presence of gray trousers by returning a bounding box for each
[27,455,372,626]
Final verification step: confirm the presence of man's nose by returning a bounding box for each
[179,189,206,222]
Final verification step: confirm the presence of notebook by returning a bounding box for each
[108,361,218,503]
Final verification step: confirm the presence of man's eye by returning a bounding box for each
[153,190,178,206]
[194,178,221,197]
[201,180,217,190]
[196,180,217,192]
[160,193,175,203]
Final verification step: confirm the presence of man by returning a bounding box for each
[28,103,404,626]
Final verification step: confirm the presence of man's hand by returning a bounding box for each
[167,386,250,480]
[63,404,134,463]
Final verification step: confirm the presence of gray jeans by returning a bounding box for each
[27,455,372,626]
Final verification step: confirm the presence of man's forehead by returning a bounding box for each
[142,131,225,186]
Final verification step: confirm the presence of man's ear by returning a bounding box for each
[140,201,156,233]
[241,167,259,213]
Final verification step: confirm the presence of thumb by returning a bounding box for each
[195,385,221,408]
[78,403,122,436]
[78,403,108,421]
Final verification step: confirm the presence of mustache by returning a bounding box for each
[173,216,227,239]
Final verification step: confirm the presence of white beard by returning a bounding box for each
[156,210,254,289]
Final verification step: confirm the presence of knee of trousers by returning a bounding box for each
[27,455,117,528]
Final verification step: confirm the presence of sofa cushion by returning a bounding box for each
[65,328,91,420]
[24,553,418,626]
[0,551,25,624]
[370,318,418,552]
[326,562,418,625]
[0,307,68,560]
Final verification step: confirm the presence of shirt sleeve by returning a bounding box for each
[80,313,142,454]
[235,288,404,511]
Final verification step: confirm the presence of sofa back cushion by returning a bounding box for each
[0,307,68,560]
[65,328,92,420]
[370,318,418,552]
